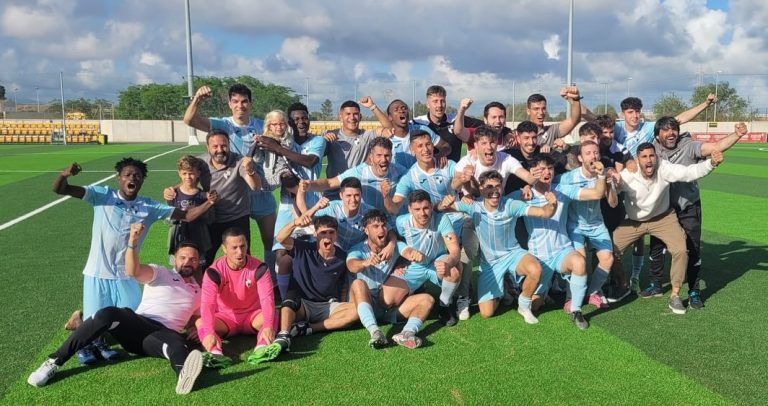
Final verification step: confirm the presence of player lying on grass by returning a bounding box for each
[612,142,724,315]
[29,224,205,395]
[196,228,278,367]
[443,170,556,322]
[53,158,216,365]
[347,210,435,349]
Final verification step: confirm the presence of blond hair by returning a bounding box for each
[263,110,293,143]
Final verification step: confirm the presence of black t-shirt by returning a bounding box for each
[417,114,483,162]
[290,239,348,302]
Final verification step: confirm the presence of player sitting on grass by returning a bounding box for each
[266,215,359,356]
[347,209,435,349]
[29,224,205,395]
[509,155,606,330]
[196,228,278,367]
[445,170,556,322]
[396,190,463,326]
[53,158,216,365]
[558,141,620,308]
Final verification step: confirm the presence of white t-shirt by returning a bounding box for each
[455,151,523,194]
[135,265,201,332]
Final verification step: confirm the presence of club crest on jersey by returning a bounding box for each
[245,278,252,288]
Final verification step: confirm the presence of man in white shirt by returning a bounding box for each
[612,142,723,314]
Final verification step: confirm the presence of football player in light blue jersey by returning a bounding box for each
[510,155,606,330]
[183,84,278,270]
[558,141,619,308]
[53,158,216,365]
[396,191,463,326]
[447,170,557,323]
[306,137,406,211]
[375,99,448,168]
[347,210,434,349]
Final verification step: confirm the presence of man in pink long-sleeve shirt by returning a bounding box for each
[196,228,278,367]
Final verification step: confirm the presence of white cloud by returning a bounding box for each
[0,5,65,38]
[139,52,163,66]
[543,34,561,60]
[76,59,115,89]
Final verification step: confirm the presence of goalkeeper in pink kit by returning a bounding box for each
[196,228,279,367]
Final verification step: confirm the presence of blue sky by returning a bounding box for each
[1,0,767,116]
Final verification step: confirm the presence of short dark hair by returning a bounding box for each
[228,84,252,102]
[426,85,446,98]
[595,114,615,130]
[362,209,389,228]
[339,176,362,191]
[408,190,432,205]
[367,136,393,156]
[287,102,309,117]
[579,122,602,138]
[620,97,643,111]
[206,129,229,144]
[473,125,498,142]
[314,215,338,230]
[516,120,538,134]
[386,99,407,115]
[654,116,680,137]
[409,129,432,143]
[115,157,148,178]
[530,154,556,168]
[478,170,503,185]
[175,242,200,254]
[221,227,247,243]
[527,94,547,107]
[483,102,506,118]
[636,142,656,155]
[577,141,600,156]
[340,100,360,111]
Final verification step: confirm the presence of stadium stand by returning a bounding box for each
[0,121,104,144]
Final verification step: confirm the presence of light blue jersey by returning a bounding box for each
[456,198,529,265]
[390,124,440,168]
[209,117,264,156]
[285,135,326,207]
[338,162,407,211]
[348,240,405,293]
[614,120,654,158]
[558,168,605,229]
[395,213,455,263]
[394,160,462,231]
[511,183,580,261]
[83,185,175,279]
[315,200,373,251]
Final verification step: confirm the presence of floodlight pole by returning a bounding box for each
[565,0,574,118]
[59,71,67,145]
[714,70,722,121]
[184,0,199,145]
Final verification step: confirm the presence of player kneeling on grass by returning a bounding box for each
[443,170,556,322]
[347,210,434,349]
[396,190,463,326]
[29,224,205,395]
[265,215,358,356]
[195,228,278,367]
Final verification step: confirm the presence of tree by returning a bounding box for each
[504,102,555,122]
[413,101,428,117]
[0,85,5,100]
[320,99,333,120]
[115,76,300,120]
[691,82,748,121]
[589,104,619,119]
[653,93,689,118]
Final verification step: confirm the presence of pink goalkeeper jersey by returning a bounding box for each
[200,256,275,340]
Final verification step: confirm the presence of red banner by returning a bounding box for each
[691,132,767,143]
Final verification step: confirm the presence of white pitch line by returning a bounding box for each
[0,145,191,232]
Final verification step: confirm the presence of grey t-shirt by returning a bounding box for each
[537,124,561,147]
[653,134,704,210]
[199,152,252,223]
[324,128,378,197]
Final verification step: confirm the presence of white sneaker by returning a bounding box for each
[457,297,471,321]
[175,350,203,395]
[28,359,58,387]
[517,307,539,324]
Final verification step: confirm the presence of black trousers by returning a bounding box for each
[648,201,702,290]
[206,214,251,264]
[50,307,190,375]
